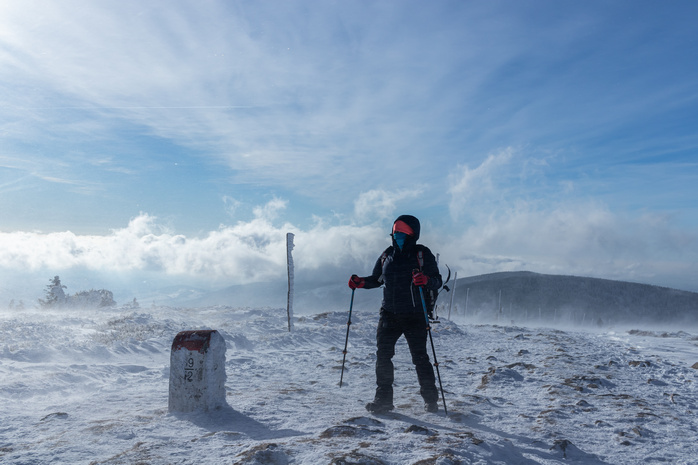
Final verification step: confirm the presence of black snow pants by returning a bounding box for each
[374,310,438,405]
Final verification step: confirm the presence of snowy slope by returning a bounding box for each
[1,304,697,464]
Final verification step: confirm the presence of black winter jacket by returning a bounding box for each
[362,243,442,315]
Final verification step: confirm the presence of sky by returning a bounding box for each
[1,0,698,302]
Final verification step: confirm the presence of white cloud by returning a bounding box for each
[1,196,697,293]
[222,196,242,218]
[440,201,698,290]
[252,197,288,221]
[0,199,389,286]
[353,189,422,223]
[448,148,515,220]
[439,147,698,290]
[0,0,477,203]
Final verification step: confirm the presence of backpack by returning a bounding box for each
[380,247,450,321]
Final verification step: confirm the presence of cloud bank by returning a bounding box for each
[0,202,386,288]
[2,167,696,296]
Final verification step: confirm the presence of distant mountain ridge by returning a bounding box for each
[135,271,698,328]
[446,271,698,327]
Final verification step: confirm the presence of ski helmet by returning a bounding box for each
[392,215,420,241]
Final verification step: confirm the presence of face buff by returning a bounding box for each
[393,232,407,250]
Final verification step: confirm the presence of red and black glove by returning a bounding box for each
[412,271,429,287]
[348,275,365,290]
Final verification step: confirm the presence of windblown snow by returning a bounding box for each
[1,304,697,464]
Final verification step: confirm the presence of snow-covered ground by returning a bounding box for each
[1,304,697,464]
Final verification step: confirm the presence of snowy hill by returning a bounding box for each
[1,304,697,464]
[448,272,698,328]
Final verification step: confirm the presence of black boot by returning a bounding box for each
[424,401,438,413]
[365,399,394,413]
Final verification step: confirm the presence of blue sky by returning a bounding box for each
[1,0,697,300]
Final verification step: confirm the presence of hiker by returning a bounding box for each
[348,214,442,413]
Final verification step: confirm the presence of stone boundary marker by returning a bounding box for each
[168,329,227,413]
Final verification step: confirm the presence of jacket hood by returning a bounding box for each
[393,215,421,241]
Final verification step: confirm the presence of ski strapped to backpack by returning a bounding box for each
[417,249,450,321]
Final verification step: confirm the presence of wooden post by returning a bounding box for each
[286,232,295,332]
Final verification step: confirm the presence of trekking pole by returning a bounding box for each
[417,285,448,415]
[339,288,355,388]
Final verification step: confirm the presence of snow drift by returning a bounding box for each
[1,304,697,464]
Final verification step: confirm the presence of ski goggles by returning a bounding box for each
[392,220,414,236]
